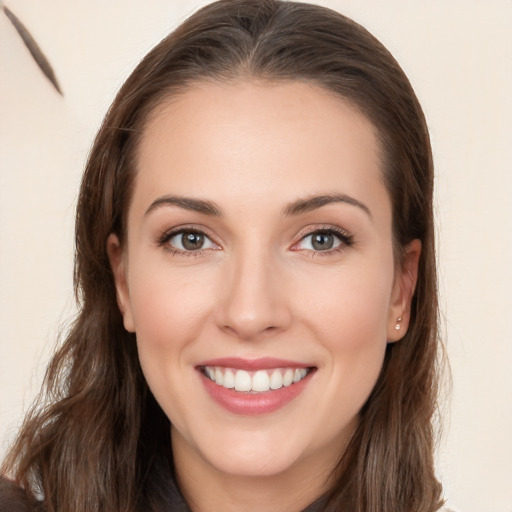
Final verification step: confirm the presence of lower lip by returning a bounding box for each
[199,370,314,416]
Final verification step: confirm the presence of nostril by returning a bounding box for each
[221,322,281,340]
[214,263,293,339]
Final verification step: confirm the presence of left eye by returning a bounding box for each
[295,230,345,251]
[167,230,217,251]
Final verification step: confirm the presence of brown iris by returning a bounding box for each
[181,232,205,250]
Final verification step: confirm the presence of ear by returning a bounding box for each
[107,233,135,333]
[387,239,421,342]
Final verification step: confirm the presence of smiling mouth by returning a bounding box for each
[199,366,315,393]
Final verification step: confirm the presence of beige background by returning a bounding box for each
[1,1,511,510]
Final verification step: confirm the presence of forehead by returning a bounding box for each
[133,80,389,219]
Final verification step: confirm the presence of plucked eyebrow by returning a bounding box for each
[144,193,371,219]
[145,195,223,216]
[283,193,372,219]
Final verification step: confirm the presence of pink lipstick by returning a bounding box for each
[196,358,315,416]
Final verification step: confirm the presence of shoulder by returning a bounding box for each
[0,477,44,512]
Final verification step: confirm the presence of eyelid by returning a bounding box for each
[290,225,354,252]
[157,223,352,256]
[158,225,222,254]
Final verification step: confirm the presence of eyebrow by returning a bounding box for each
[145,195,223,216]
[283,193,372,218]
[144,192,371,219]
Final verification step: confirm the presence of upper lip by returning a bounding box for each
[196,357,313,371]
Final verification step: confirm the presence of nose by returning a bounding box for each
[215,246,292,341]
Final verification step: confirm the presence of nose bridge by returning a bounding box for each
[217,241,290,340]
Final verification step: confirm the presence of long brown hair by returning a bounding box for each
[2,1,444,510]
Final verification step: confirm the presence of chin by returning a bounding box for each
[204,446,303,478]
[194,421,337,479]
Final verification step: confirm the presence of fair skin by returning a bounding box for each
[108,80,420,512]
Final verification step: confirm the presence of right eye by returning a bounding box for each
[165,230,218,252]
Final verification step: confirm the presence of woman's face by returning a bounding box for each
[109,80,418,484]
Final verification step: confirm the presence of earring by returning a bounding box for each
[395,316,403,330]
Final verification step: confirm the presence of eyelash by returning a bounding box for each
[157,225,354,257]
[292,225,354,257]
[158,226,219,257]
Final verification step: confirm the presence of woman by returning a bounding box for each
[1,0,447,510]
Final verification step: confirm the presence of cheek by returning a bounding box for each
[293,259,393,413]
[127,263,218,427]
[297,259,393,349]
[126,262,217,386]
[129,263,214,337]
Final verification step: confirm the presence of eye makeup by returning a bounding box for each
[156,222,354,259]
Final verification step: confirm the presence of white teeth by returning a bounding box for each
[204,366,311,392]
[293,368,307,382]
[283,368,294,387]
[252,370,270,392]
[223,369,235,388]
[269,370,283,390]
[234,370,252,391]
